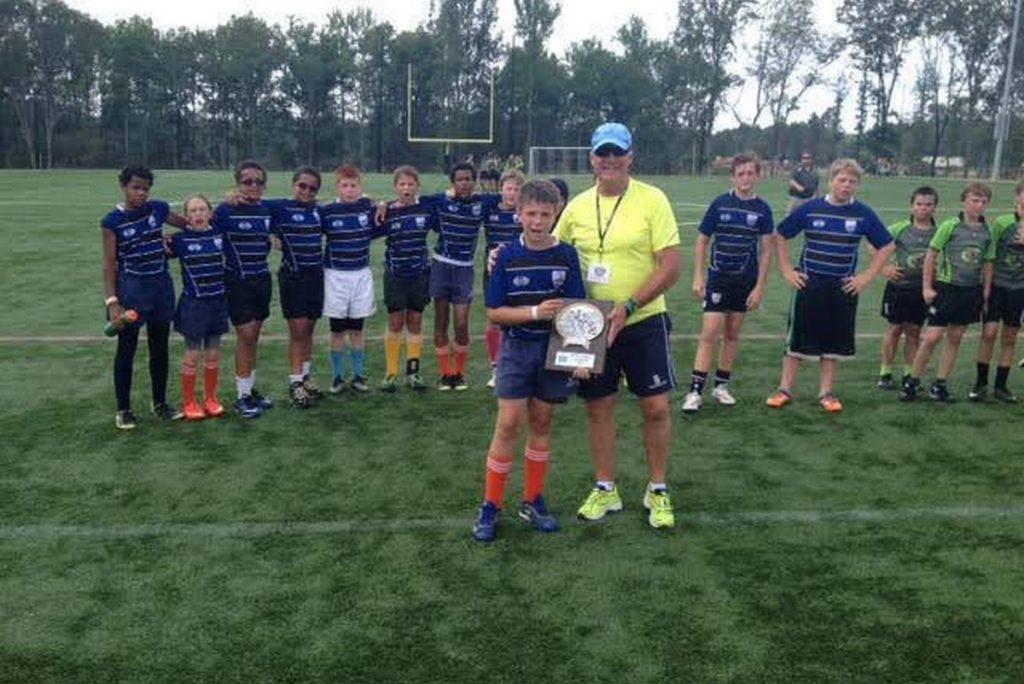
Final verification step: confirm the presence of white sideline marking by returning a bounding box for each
[1,505,1021,540]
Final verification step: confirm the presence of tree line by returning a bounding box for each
[1,0,1021,175]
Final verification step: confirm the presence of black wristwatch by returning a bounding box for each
[624,298,639,317]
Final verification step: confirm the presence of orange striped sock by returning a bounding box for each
[455,344,469,375]
[485,456,512,507]
[524,446,550,502]
[435,346,452,376]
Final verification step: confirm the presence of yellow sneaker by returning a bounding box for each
[577,486,623,521]
[642,487,675,529]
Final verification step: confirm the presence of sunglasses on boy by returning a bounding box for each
[296,181,320,193]
[239,178,266,187]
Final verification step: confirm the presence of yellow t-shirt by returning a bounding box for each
[554,179,680,325]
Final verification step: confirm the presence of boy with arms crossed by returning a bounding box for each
[682,154,773,413]
[767,159,894,412]
[876,187,939,390]
[900,183,995,402]
[472,180,587,542]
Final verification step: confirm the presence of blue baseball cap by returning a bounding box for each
[590,122,632,153]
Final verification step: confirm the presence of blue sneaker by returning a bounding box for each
[518,495,559,533]
[250,388,275,410]
[472,502,500,542]
[234,395,263,419]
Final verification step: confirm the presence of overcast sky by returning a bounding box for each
[66,0,910,131]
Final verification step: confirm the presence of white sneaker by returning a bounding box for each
[486,370,496,388]
[681,391,703,413]
[711,384,737,406]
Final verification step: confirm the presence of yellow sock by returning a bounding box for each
[385,331,402,376]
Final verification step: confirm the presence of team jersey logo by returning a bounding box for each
[238,221,252,230]
[551,269,566,288]
[513,274,530,287]
[188,243,202,252]
[358,214,369,227]
[711,292,722,304]
[472,204,482,217]
[1004,252,1023,268]
[720,212,732,222]
[415,217,426,228]
[291,213,304,222]
[746,213,758,226]
[213,237,223,249]
[812,219,826,228]
[489,214,499,222]
[844,219,858,232]
[960,246,982,264]
[122,228,136,237]
[148,215,159,228]
[332,220,345,228]
[447,204,458,212]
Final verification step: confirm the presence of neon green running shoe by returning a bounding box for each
[576,486,623,522]
[642,487,675,529]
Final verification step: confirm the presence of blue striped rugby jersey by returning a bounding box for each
[169,228,225,298]
[382,198,438,277]
[101,200,170,277]
[485,237,586,341]
[483,205,522,249]
[320,197,378,271]
[429,192,500,266]
[212,202,272,279]
[268,199,323,273]
[698,191,774,277]
[777,196,891,279]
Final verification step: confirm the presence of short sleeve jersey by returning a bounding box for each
[554,179,680,325]
[320,198,377,272]
[101,200,171,277]
[382,198,439,277]
[483,205,522,249]
[930,215,996,287]
[777,197,892,279]
[887,218,936,289]
[212,202,272,280]
[429,192,500,266]
[789,167,819,199]
[990,213,1024,291]
[268,199,323,274]
[485,238,586,341]
[169,228,226,298]
[698,191,774,278]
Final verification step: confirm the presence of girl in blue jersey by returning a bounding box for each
[168,195,229,421]
[102,166,186,430]
[472,180,588,542]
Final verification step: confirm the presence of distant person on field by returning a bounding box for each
[556,122,682,530]
[900,183,995,402]
[482,169,525,387]
[102,166,186,430]
[974,181,1024,402]
[876,187,939,391]
[767,159,894,413]
[472,180,588,542]
[682,154,774,414]
[787,152,819,215]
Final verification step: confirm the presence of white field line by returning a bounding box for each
[1,505,1021,541]
[0,332,908,344]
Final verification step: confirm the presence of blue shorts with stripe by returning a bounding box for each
[496,336,577,403]
[429,260,474,304]
[578,312,676,400]
[116,272,175,325]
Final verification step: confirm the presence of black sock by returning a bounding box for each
[935,378,947,387]
[976,362,990,387]
[689,370,708,394]
[113,327,140,411]
[147,321,170,406]
[407,358,419,375]
[714,369,732,387]
[995,365,1010,389]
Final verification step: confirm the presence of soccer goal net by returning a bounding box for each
[528,147,591,176]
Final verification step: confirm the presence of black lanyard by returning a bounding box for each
[595,189,626,256]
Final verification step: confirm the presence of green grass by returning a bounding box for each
[1,170,1023,683]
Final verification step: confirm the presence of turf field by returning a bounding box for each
[1,170,1022,683]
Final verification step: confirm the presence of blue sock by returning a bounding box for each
[330,350,346,379]
[351,348,365,379]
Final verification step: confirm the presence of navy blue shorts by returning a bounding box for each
[496,336,577,403]
[429,260,474,304]
[384,270,431,313]
[174,294,229,340]
[578,312,676,400]
[279,267,324,320]
[117,272,175,325]
[703,271,755,313]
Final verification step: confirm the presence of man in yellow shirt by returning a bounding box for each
[555,122,682,529]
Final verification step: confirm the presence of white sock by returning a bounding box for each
[596,480,615,491]
[649,482,667,492]
[289,373,304,385]
[236,375,254,399]
[301,360,311,377]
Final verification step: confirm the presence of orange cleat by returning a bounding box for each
[203,397,225,418]
[819,394,843,413]
[182,400,206,421]
[765,389,793,408]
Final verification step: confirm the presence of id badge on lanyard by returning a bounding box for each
[589,191,625,285]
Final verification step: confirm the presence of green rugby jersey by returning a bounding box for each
[887,217,936,289]
[991,213,1024,290]
[930,214,995,286]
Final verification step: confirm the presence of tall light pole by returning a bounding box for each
[992,0,1023,180]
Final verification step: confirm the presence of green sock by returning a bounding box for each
[880,364,892,376]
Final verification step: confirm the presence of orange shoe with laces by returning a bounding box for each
[203,397,226,418]
[182,400,206,421]
[819,393,843,413]
[765,389,793,408]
